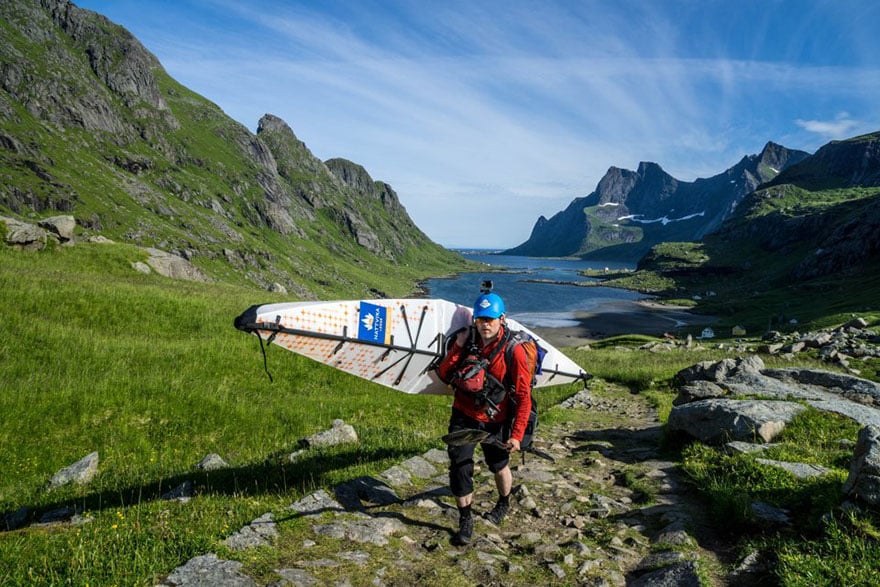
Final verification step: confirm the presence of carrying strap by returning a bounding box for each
[451,325,511,379]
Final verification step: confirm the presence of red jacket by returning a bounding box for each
[437,325,533,442]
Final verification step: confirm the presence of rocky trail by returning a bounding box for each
[159,386,739,586]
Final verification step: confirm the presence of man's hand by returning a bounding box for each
[505,438,521,453]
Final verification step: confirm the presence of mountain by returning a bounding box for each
[700,131,880,282]
[632,130,880,331]
[503,142,809,262]
[0,0,465,298]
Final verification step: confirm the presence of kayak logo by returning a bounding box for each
[361,314,375,331]
[357,302,390,344]
[479,299,491,309]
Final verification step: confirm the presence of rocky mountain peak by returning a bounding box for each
[257,113,295,137]
[595,166,638,203]
[504,142,809,261]
[767,131,880,190]
[256,113,330,180]
[325,158,376,194]
[1,0,175,135]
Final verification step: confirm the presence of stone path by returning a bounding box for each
[158,387,736,586]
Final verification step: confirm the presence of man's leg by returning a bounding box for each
[493,465,512,497]
[485,464,513,525]
[448,439,477,546]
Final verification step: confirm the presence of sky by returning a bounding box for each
[73,0,880,249]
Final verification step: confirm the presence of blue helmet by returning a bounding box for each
[473,293,505,319]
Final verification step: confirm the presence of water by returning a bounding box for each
[423,252,647,329]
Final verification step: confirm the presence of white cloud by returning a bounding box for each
[795,112,862,139]
[77,0,880,248]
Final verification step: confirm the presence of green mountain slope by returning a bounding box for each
[626,131,880,333]
[0,0,467,298]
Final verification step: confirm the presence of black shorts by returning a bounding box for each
[447,409,510,497]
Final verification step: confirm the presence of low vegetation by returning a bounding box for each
[2,242,879,585]
[0,243,565,585]
[680,408,880,586]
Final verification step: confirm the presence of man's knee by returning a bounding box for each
[449,458,475,496]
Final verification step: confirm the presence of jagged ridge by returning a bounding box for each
[504,142,809,261]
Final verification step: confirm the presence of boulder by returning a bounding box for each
[157,553,256,587]
[762,368,880,404]
[673,356,764,386]
[48,452,99,489]
[630,560,701,587]
[755,459,832,479]
[673,380,727,405]
[143,247,210,282]
[1,216,47,250]
[843,426,880,507]
[37,215,76,241]
[666,400,806,444]
[300,419,358,448]
[196,453,228,471]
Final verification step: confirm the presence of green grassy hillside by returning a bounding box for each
[1,1,472,298]
[0,242,575,584]
[0,242,447,583]
[4,241,880,586]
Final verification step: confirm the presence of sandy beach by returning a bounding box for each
[530,299,718,348]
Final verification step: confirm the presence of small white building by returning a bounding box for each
[700,327,715,339]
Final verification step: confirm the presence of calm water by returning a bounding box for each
[423,252,647,329]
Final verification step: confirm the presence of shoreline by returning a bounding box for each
[528,299,718,348]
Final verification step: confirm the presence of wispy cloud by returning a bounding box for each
[77,0,880,247]
[795,112,863,140]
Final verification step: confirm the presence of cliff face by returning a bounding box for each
[0,0,463,296]
[710,131,880,281]
[504,142,809,261]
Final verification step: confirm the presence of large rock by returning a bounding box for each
[37,215,76,241]
[300,419,358,448]
[843,426,880,507]
[157,553,256,587]
[673,356,765,386]
[48,451,99,489]
[673,380,727,405]
[666,399,806,444]
[763,368,880,405]
[143,247,210,282]
[1,217,47,250]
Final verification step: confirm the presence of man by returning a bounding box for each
[437,291,534,546]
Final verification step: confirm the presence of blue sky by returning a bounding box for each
[74,0,880,248]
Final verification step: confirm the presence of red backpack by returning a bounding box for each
[445,326,545,449]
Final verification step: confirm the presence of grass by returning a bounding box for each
[0,243,459,585]
[680,408,879,585]
[3,241,880,585]
[0,242,584,585]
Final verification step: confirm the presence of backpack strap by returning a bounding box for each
[502,331,539,389]
[463,326,511,416]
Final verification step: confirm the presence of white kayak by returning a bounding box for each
[234,298,588,395]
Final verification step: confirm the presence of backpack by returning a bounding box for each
[501,330,545,451]
[446,326,546,450]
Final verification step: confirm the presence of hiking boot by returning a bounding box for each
[451,514,474,546]
[484,498,510,526]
